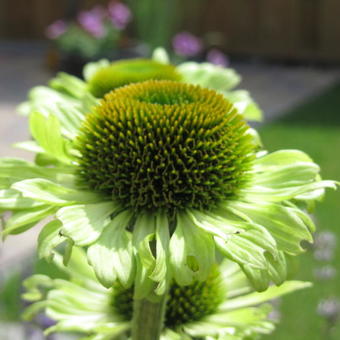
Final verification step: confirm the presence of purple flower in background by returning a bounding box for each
[172,32,203,57]
[108,1,132,30]
[78,6,105,38]
[207,48,229,67]
[46,20,67,39]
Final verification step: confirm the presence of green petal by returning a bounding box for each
[177,62,241,92]
[133,212,156,299]
[49,72,87,99]
[220,280,311,311]
[190,210,278,270]
[22,274,54,302]
[38,220,65,259]
[57,202,118,246]
[83,59,110,81]
[2,205,56,236]
[13,178,102,205]
[0,158,68,183]
[152,47,170,64]
[29,111,74,164]
[169,212,215,286]
[223,90,262,121]
[227,201,313,254]
[87,210,135,288]
[0,189,43,210]
[149,212,171,295]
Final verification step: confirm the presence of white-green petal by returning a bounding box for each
[220,280,311,312]
[169,212,215,286]
[57,202,118,246]
[133,213,157,299]
[2,205,56,236]
[227,201,313,254]
[0,189,43,210]
[12,178,102,206]
[149,212,171,295]
[38,220,65,260]
[22,274,54,302]
[177,62,241,92]
[223,90,262,121]
[29,111,73,164]
[49,72,87,99]
[83,59,110,81]
[87,210,135,288]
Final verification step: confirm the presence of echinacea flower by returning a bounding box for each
[87,59,182,98]
[172,32,203,57]
[1,80,335,295]
[22,247,310,340]
[45,20,67,39]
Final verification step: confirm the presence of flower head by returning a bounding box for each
[23,248,310,340]
[172,32,203,57]
[78,6,105,38]
[87,59,182,98]
[46,20,67,39]
[108,1,132,30]
[77,81,254,211]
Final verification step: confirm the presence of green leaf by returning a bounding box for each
[38,220,65,259]
[87,210,135,288]
[29,111,73,163]
[57,202,118,246]
[12,178,102,205]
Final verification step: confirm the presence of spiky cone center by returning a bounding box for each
[77,80,255,212]
[111,267,225,328]
[88,59,182,98]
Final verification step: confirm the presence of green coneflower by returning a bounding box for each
[1,80,335,296]
[87,58,182,98]
[18,51,262,124]
[23,247,310,340]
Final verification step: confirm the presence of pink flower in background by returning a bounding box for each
[172,32,203,57]
[78,6,105,38]
[108,1,132,30]
[46,20,67,39]
[206,48,229,67]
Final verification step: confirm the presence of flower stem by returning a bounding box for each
[131,294,167,340]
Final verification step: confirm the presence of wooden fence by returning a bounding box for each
[0,0,339,62]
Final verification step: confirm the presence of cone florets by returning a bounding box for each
[77,80,254,211]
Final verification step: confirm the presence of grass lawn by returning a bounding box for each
[260,82,340,340]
